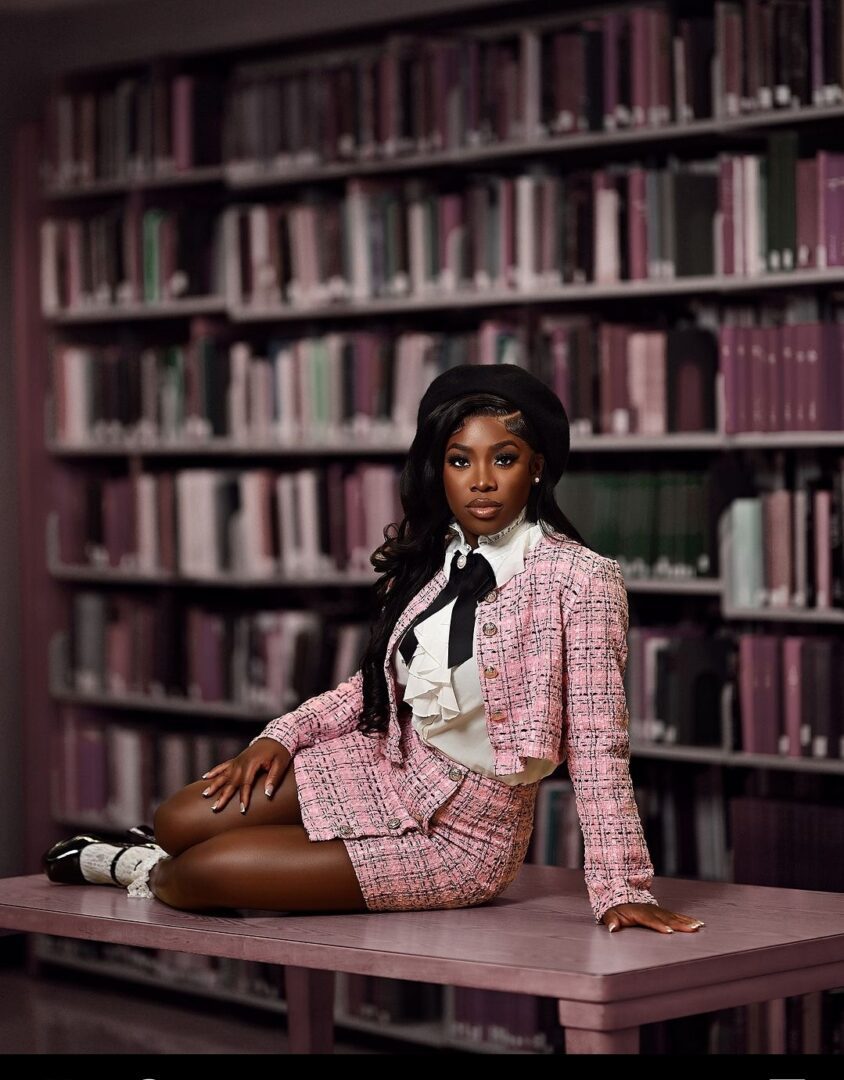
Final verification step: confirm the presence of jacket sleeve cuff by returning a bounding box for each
[248,727,299,757]
[248,667,364,756]
[590,884,661,925]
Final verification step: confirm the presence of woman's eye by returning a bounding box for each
[447,454,517,467]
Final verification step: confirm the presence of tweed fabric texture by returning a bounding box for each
[252,530,659,923]
[294,714,538,912]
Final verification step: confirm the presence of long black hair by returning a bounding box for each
[355,391,591,737]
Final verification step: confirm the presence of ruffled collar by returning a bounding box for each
[395,507,544,720]
[443,504,535,581]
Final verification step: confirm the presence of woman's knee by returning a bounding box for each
[153,780,208,856]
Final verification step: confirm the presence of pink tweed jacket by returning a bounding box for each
[252,529,659,922]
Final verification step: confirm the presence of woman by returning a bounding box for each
[44,363,704,935]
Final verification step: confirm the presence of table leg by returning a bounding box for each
[564,1024,640,1053]
[284,966,335,1053]
[765,997,787,1053]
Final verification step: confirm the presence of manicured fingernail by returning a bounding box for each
[202,788,211,797]
[202,772,208,779]
[693,921,705,928]
[665,927,674,933]
[211,802,218,811]
[265,784,273,798]
[240,802,246,814]
[608,924,616,932]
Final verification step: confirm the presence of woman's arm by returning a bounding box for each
[249,667,364,756]
[562,557,660,925]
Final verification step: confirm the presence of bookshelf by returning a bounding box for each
[13,0,844,1055]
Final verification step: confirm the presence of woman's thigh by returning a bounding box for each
[150,824,368,913]
[153,758,303,856]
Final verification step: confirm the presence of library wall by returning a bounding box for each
[0,0,524,879]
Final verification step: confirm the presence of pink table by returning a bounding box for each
[1,865,842,1053]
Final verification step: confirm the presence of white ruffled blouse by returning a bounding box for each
[392,505,559,786]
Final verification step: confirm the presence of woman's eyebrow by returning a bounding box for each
[446,440,520,452]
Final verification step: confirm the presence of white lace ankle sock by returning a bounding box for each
[126,850,170,899]
[78,842,168,894]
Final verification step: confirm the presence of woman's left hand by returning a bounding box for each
[601,903,705,934]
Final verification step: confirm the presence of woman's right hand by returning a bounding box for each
[200,738,292,815]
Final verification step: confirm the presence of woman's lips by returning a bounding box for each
[467,505,502,519]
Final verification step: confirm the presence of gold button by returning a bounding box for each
[483,590,497,603]
[483,666,499,679]
[387,817,402,829]
[482,622,497,636]
[490,711,507,723]
[339,825,354,836]
[448,766,462,781]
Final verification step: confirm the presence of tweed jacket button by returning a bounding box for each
[490,711,507,722]
[483,589,497,603]
[483,666,499,679]
[339,825,354,836]
[482,622,497,636]
[387,817,402,829]
[447,765,462,781]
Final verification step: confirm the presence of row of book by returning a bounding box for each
[54,463,402,577]
[47,309,844,444]
[38,143,844,313]
[629,625,844,761]
[52,452,844,601]
[221,152,841,306]
[52,464,718,581]
[48,322,724,448]
[61,593,369,705]
[39,202,223,312]
[44,1,844,187]
[632,767,730,882]
[42,70,225,189]
[719,457,844,608]
[49,325,437,445]
[227,2,844,142]
[50,708,245,825]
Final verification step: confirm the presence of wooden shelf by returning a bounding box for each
[47,562,379,588]
[227,268,844,323]
[630,741,844,776]
[45,434,414,457]
[49,683,282,721]
[44,430,844,457]
[721,604,844,624]
[45,296,227,323]
[43,165,226,200]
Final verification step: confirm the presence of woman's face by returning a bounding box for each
[442,414,543,550]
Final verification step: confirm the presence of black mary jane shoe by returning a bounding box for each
[42,833,160,886]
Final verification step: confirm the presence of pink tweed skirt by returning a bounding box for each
[291,715,539,913]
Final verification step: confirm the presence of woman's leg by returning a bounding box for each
[148,825,368,913]
[153,758,303,856]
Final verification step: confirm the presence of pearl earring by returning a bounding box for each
[533,476,540,483]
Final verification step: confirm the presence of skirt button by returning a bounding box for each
[387,817,402,829]
[447,766,463,781]
[339,825,354,836]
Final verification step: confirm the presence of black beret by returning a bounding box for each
[415,363,571,484]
